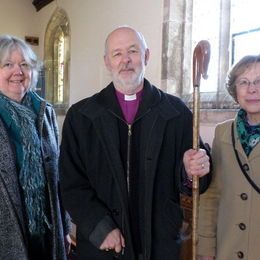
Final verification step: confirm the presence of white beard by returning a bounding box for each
[112,66,145,94]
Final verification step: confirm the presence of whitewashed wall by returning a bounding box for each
[0,0,35,38]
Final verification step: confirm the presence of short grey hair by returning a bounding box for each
[0,34,41,90]
[104,25,148,56]
[226,54,260,102]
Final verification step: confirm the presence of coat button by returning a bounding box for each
[239,223,246,230]
[242,164,249,171]
[237,251,244,258]
[240,193,248,200]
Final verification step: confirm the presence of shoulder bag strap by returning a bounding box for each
[231,122,260,194]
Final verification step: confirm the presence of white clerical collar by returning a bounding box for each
[124,94,137,101]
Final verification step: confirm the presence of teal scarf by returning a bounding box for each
[236,109,260,156]
[0,92,51,236]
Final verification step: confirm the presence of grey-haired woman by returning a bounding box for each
[0,35,71,259]
[198,55,260,260]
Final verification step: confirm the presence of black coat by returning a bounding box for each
[60,79,211,260]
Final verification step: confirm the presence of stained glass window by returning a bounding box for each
[57,33,65,103]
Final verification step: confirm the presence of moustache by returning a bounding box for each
[119,67,135,73]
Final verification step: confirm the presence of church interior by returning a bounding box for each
[1,0,259,259]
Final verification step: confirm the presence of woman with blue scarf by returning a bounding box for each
[198,55,260,260]
[0,35,71,259]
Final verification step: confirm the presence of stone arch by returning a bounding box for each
[44,7,70,112]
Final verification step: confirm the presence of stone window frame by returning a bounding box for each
[161,0,238,112]
[44,8,70,115]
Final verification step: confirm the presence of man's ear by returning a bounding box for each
[144,48,150,66]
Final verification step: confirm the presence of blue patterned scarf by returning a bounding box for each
[0,92,51,236]
[236,109,260,156]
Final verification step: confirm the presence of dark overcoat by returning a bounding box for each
[60,79,211,260]
[0,92,71,260]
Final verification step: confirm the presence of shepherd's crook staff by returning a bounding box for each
[192,40,210,260]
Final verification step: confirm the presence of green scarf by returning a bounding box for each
[0,92,51,236]
[236,109,260,156]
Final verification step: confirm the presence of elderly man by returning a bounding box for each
[60,26,211,260]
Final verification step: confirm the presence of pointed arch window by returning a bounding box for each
[44,8,70,114]
[54,29,65,104]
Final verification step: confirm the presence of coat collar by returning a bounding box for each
[221,117,260,160]
[79,78,180,121]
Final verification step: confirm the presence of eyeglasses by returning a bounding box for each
[236,78,260,89]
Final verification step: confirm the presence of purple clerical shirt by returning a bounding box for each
[115,88,143,124]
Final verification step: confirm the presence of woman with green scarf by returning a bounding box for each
[0,35,71,259]
[198,55,260,260]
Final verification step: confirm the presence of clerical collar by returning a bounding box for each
[124,94,136,101]
[115,89,143,102]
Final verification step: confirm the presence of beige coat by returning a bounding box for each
[198,117,260,260]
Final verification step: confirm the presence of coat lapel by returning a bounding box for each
[137,84,180,258]
[249,142,260,160]
[139,110,168,258]
[225,118,260,190]
[229,117,260,160]
[80,84,129,207]
[221,119,247,157]
[94,114,129,202]
[0,119,26,238]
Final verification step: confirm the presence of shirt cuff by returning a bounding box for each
[89,215,117,248]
